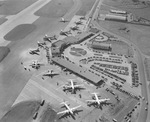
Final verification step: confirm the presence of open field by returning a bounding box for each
[0,17,7,25]
[0,100,40,122]
[105,40,133,56]
[98,20,150,57]
[104,0,150,20]
[35,0,73,18]
[103,0,150,10]
[4,24,37,41]
[0,0,38,15]
[76,0,96,16]
[98,1,150,57]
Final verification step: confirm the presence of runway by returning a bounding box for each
[0,0,100,119]
[0,0,81,118]
[0,0,52,46]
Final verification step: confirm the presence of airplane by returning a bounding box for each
[60,30,72,36]
[29,48,40,55]
[43,34,57,43]
[40,100,45,106]
[80,16,86,20]
[75,21,83,25]
[63,79,85,94]
[42,69,59,78]
[33,112,38,120]
[37,41,46,48]
[60,17,69,23]
[86,93,110,109]
[70,26,79,31]
[57,101,82,120]
[29,60,44,70]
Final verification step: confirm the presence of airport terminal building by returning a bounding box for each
[51,31,105,85]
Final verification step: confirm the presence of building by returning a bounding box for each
[90,41,112,51]
[109,9,127,14]
[105,14,127,21]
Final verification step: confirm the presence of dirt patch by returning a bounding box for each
[0,100,40,122]
[4,24,36,41]
[0,17,7,25]
[0,46,10,62]
[76,0,96,16]
[34,0,73,18]
[0,0,38,15]
[40,105,61,122]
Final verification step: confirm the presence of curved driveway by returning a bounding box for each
[93,20,149,122]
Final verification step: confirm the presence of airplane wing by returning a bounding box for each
[58,112,76,120]
[43,73,58,77]
[58,105,81,115]
[75,87,85,91]
[86,100,97,102]
[50,73,59,78]
[57,109,70,115]
[70,105,81,111]
[74,84,84,87]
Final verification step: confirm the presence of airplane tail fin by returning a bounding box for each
[60,100,68,105]
[91,92,99,95]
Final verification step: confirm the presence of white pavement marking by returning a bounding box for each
[0,0,52,46]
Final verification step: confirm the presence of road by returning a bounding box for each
[90,1,149,122]
[0,0,81,118]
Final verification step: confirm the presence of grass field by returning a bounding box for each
[103,0,150,20]
[35,0,73,18]
[0,0,38,15]
[4,24,37,41]
[0,17,7,25]
[0,100,40,122]
[0,46,10,62]
[76,0,96,16]
[105,40,133,56]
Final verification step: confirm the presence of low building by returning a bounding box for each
[90,41,112,51]
[105,14,127,21]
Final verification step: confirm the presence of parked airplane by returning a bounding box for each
[33,112,38,120]
[43,34,57,43]
[80,16,86,20]
[75,21,83,25]
[29,48,40,55]
[37,41,46,48]
[42,69,59,78]
[30,60,44,70]
[40,100,45,106]
[86,93,110,109]
[63,79,85,94]
[60,30,72,36]
[57,101,82,120]
[60,17,69,23]
[70,26,79,31]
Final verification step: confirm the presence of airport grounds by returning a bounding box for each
[0,0,149,122]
